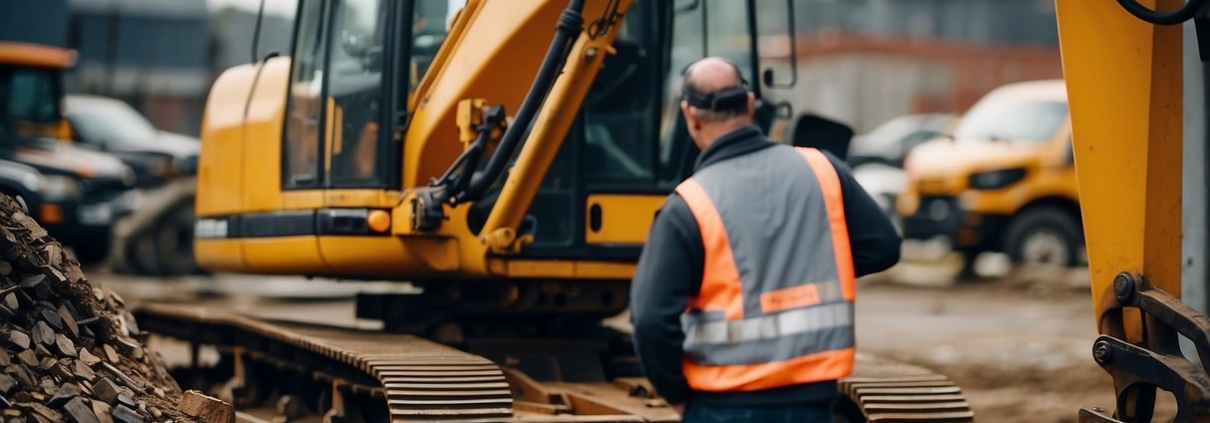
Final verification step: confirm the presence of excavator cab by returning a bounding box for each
[194,0,815,331]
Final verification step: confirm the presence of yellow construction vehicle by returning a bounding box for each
[898,79,1083,271]
[0,42,75,141]
[129,0,1210,422]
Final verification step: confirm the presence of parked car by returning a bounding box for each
[896,79,1080,274]
[62,95,201,276]
[848,113,958,168]
[1,44,145,265]
[0,123,138,263]
[852,163,906,235]
[0,159,48,214]
[63,95,199,186]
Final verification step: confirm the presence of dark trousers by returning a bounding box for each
[682,400,836,423]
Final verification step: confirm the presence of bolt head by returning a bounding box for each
[1113,272,1135,300]
[1093,341,1112,364]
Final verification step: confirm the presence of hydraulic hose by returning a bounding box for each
[460,0,586,201]
[1115,0,1206,25]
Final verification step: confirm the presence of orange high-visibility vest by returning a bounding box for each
[675,145,856,393]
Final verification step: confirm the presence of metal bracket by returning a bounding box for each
[1079,272,1210,422]
[483,227,533,255]
[410,189,446,232]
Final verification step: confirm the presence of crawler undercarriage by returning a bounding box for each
[134,295,975,423]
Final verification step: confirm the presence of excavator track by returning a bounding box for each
[133,303,972,422]
[842,354,975,422]
[133,303,520,421]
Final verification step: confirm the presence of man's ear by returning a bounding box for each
[681,101,700,130]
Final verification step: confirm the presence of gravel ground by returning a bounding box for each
[0,195,211,423]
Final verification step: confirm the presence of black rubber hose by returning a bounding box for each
[1115,0,1206,25]
[461,0,586,201]
[433,143,475,187]
[450,142,483,200]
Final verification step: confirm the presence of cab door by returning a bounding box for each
[580,0,789,254]
[517,0,788,262]
[311,0,467,274]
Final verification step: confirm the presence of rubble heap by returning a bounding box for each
[0,195,207,423]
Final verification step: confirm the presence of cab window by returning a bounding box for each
[581,5,661,185]
[581,0,757,189]
[282,0,460,190]
[658,0,755,185]
[0,66,62,138]
[327,0,388,186]
[282,0,328,189]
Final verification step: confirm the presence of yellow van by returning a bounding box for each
[896,79,1081,273]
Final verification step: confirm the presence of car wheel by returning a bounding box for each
[1003,206,1083,267]
[151,204,199,276]
[129,230,164,276]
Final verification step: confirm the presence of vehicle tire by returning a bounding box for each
[150,204,199,276]
[1002,205,1083,267]
[129,231,164,276]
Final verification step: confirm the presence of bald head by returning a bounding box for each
[679,57,757,149]
[683,57,746,94]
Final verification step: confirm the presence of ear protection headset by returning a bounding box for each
[680,58,751,114]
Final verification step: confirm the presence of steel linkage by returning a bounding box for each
[1080,272,1210,423]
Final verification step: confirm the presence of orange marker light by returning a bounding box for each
[40,204,63,224]
[367,210,391,233]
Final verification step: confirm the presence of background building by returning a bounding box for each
[4,0,1065,136]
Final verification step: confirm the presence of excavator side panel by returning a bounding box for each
[1054,0,1183,339]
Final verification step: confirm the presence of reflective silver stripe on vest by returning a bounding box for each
[685,324,854,366]
[683,300,852,345]
[682,301,853,366]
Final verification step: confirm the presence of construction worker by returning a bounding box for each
[629,57,902,422]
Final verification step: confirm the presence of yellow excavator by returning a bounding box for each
[129,0,1210,421]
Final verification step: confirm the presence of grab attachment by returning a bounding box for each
[1080,272,1210,423]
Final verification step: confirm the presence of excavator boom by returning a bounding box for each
[1057,0,1210,421]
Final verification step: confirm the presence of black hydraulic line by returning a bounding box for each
[429,104,504,204]
[432,143,476,188]
[744,0,762,98]
[459,0,587,201]
[450,142,484,201]
[1115,0,1206,25]
[251,0,267,62]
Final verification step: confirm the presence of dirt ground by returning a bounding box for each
[856,267,1112,423]
[83,248,1174,423]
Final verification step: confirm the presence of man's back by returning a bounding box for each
[630,54,899,423]
[687,143,847,307]
[629,125,901,410]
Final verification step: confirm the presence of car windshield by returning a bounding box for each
[953,96,1068,143]
[67,100,159,144]
[866,116,924,139]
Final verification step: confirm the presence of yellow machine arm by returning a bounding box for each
[1057,0,1210,421]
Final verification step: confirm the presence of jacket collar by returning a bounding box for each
[694,125,776,172]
